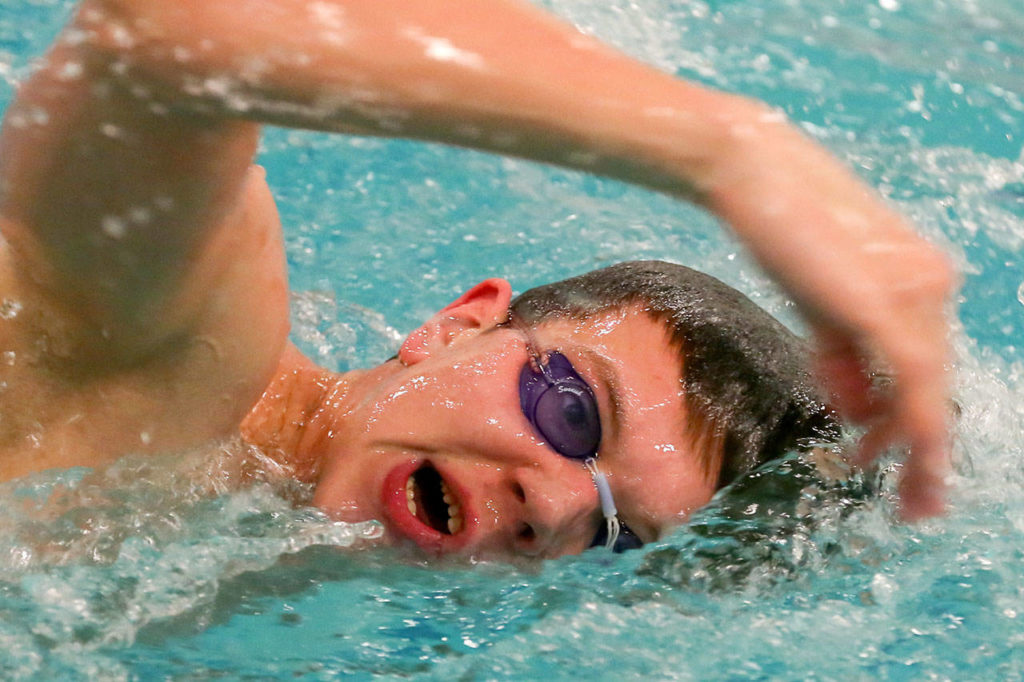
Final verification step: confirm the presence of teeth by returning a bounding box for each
[441,480,464,534]
[406,475,416,516]
[406,473,465,534]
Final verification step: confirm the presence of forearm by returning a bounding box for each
[85,0,765,198]
[93,0,909,270]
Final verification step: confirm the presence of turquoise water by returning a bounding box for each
[2,0,1024,679]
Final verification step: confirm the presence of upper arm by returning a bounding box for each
[0,7,267,362]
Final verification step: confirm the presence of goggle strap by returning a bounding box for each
[585,458,621,550]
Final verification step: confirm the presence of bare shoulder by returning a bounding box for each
[0,167,290,480]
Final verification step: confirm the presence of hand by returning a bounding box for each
[705,113,956,520]
[811,243,954,521]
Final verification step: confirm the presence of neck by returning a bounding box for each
[240,343,400,483]
[239,343,339,482]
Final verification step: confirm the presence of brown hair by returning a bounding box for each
[510,260,839,487]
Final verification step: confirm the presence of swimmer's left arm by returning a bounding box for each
[77,0,955,517]
[80,0,750,193]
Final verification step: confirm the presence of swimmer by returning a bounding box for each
[0,0,955,558]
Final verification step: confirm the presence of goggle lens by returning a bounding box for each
[518,352,601,460]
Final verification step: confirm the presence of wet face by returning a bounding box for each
[309,283,717,560]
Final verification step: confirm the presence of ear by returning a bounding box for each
[398,278,513,365]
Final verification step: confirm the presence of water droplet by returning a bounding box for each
[128,206,152,224]
[751,54,771,72]
[108,23,136,49]
[0,298,22,320]
[1017,280,1024,306]
[61,28,89,47]
[56,61,83,81]
[204,76,233,98]
[100,123,122,138]
[2,350,16,366]
[101,216,127,239]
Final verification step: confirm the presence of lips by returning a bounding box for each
[383,459,471,552]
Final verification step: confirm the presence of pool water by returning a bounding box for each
[2,0,1024,679]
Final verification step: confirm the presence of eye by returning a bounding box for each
[589,521,644,553]
[519,352,601,459]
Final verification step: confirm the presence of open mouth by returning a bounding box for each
[405,463,464,535]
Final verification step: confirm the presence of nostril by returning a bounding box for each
[517,523,536,543]
[512,482,526,503]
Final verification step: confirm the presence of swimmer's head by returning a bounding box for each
[291,260,837,560]
[508,260,840,487]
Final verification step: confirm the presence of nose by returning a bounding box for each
[506,460,597,558]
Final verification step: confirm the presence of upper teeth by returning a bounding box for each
[406,475,464,534]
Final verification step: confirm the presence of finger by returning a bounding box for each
[877,316,953,520]
[897,445,949,521]
[814,344,877,422]
[852,416,900,470]
[895,379,953,520]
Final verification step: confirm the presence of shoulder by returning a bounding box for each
[0,165,291,478]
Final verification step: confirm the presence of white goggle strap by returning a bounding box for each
[585,458,620,550]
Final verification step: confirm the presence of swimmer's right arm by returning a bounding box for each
[0,4,289,366]
[9,0,954,515]
[0,0,292,460]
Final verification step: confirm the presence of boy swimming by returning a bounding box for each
[0,0,955,557]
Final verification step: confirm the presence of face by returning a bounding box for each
[309,300,717,560]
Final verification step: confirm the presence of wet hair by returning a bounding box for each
[509,260,840,488]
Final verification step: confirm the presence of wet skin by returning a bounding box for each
[275,281,718,561]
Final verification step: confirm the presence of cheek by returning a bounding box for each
[644,457,717,524]
[367,356,520,436]
[624,429,717,525]
[311,447,383,522]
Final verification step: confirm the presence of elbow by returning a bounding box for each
[70,0,230,96]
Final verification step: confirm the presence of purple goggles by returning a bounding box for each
[518,351,601,461]
[516,340,643,553]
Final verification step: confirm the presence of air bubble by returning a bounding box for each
[1017,281,1024,306]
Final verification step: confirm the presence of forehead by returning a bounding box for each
[526,306,718,537]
